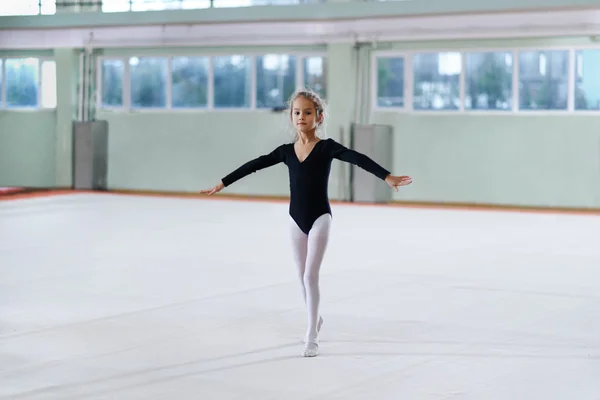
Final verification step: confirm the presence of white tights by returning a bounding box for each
[289,213,332,346]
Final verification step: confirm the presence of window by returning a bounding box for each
[303,56,327,99]
[102,0,217,11]
[574,49,600,111]
[41,60,57,109]
[214,0,254,8]
[41,0,56,14]
[464,52,513,111]
[413,52,461,110]
[181,0,211,9]
[0,0,40,15]
[131,0,183,11]
[519,50,568,110]
[215,0,302,7]
[96,0,301,11]
[102,0,131,12]
[376,57,405,108]
[0,0,55,15]
[172,57,209,108]
[213,55,252,108]
[130,57,168,109]
[96,53,325,112]
[256,54,296,108]
[5,58,39,108]
[0,57,56,109]
[101,59,124,108]
[251,0,303,4]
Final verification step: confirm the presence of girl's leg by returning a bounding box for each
[289,216,325,344]
[302,213,332,357]
[289,216,309,303]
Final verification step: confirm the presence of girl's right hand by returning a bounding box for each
[384,175,412,191]
[200,181,224,195]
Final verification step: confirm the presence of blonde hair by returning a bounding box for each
[285,88,328,142]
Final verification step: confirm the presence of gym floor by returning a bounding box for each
[1,193,599,399]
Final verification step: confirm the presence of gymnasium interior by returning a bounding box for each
[1,0,600,398]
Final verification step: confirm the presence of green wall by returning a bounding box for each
[2,37,600,209]
[96,43,355,200]
[0,50,56,188]
[98,111,292,195]
[372,113,600,208]
[98,102,600,209]
[0,48,77,189]
[369,37,600,208]
[0,111,56,187]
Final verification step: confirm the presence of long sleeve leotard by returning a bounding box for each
[221,138,390,234]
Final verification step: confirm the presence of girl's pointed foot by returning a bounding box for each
[302,339,319,357]
[302,316,323,343]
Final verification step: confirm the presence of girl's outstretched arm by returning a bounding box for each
[328,139,412,190]
[200,145,286,195]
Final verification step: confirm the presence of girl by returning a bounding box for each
[201,89,412,357]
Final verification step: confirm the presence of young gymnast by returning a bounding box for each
[201,89,412,357]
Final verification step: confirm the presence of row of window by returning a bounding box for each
[375,49,600,112]
[102,0,310,12]
[5,49,598,113]
[0,0,308,15]
[0,58,57,109]
[99,54,327,110]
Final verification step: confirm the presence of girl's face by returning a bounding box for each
[292,96,322,134]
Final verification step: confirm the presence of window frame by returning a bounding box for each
[0,56,56,111]
[39,57,57,109]
[128,56,171,111]
[372,44,600,116]
[0,0,308,15]
[371,50,410,111]
[299,53,328,100]
[96,51,327,113]
[97,57,128,111]
[170,55,211,110]
[0,0,44,16]
[211,54,255,111]
[572,47,600,112]
[462,50,515,113]
[255,53,299,110]
[102,0,305,13]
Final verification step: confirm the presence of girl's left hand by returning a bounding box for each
[385,175,412,191]
[200,181,225,195]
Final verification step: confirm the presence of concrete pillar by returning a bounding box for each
[54,48,79,188]
[325,43,357,200]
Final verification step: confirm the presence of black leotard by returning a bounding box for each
[221,138,391,235]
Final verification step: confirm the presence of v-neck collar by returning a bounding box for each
[293,139,322,164]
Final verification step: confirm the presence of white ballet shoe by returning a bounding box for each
[303,316,323,343]
[302,340,319,357]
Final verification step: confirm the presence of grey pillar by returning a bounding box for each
[350,123,394,204]
[72,121,109,190]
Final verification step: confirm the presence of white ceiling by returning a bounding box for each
[1,8,600,49]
